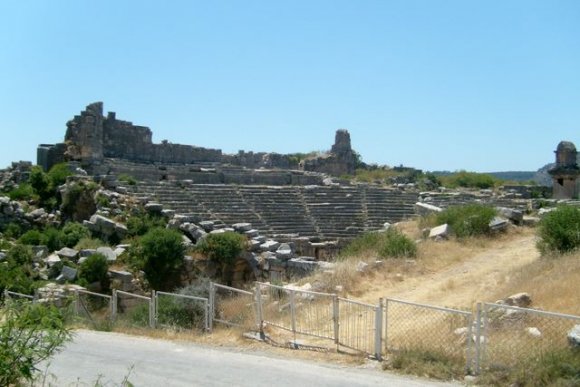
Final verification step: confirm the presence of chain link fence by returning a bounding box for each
[337,298,380,357]
[384,298,474,372]
[19,282,578,379]
[475,302,580,374]
[74,289,113,329]
[154,291,209,331]
[113,290,154,328]
[209,283,257,330]
[257,283,336,344]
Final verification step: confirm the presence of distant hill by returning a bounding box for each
[431,169,552,185]
[486,171,536,182]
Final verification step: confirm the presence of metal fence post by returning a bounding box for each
[255,282,263,333]
[208,282,215,332]
[474,303,482,375]
[112,290,118,321]
[374,299,383,361]
[150,290,156,329]
[333,295,339,348]
[290,289,297,343]
[383,298,389,353]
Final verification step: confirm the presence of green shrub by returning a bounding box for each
[435,204,497,238]
[479,349,580,387]
[29,165,52,203]
[7,183,35,201]
[384,348,465,381]
[2,222,23,239]
[340,228,417,259]
[41,227,63,252]
[127,212,167,237]
[78,253,109,289]
[379,229,417,258]
[440,170,499,189]
[196,231,246,266]
[128,227,185,291]
[126,301,151,327]
[118,174,137,186]
[60,222,90,248]
[18,229,43,245]
[537,205,580,254]
[0,301,72,386]
[46,163,72,187]
[0,245,36,294]
[196,232,246,285]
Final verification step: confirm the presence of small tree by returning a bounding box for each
[196,232,246,284]
[78,253,109,290]
[537,205,580,254]
[129,227,185,290]
[436,204,497,238]
[0,301,72,385]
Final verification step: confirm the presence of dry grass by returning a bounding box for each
[488,251,580,315]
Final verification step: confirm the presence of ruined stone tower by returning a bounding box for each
[549,141,580,199]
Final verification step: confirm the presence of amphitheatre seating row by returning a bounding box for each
[124,182,419,239]
[98,158,324,186]
[420,192,530,211]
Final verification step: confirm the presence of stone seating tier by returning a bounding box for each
[124,182,420,240]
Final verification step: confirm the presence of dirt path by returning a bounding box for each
[362,229,540,309]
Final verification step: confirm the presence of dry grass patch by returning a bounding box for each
[488,251,580,315]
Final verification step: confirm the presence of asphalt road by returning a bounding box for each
[40,330,458,386]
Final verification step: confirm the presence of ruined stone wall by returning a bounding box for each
[303,129,356,176]
[39,102,355,177]
[64,102,105,164]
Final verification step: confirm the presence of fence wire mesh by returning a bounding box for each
[258,283,336,342]
[75,290,112,328]
[210,283,256,329]
[155,291,208,331]
[113,290,153,328]
[258,283,293,333]
[292,288,335,341]
[337,298,377,355]
[477,303,580,373]
[385,298,473,371]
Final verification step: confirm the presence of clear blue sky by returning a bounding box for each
[1,1,579,172]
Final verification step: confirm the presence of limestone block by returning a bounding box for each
[46,254,61,267]
[505,292,532,308]
[244,229,259,238]
[489,217,509,232]
[145,202,164,214]
[497,207,524,224]
[568,324,580,348]
[57,247,79,260]
[276,243,293,260]
[233,223,252,232]
[79,249,96,257]
[96,246,117,262]
[522,216,540,227]
[60,265,78,281]
[249,240,261,252]
[415,202,443,216]
[253,235,267,244]
[199,220,215,232]
[428,224,450,239]
[260,240,280,252]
